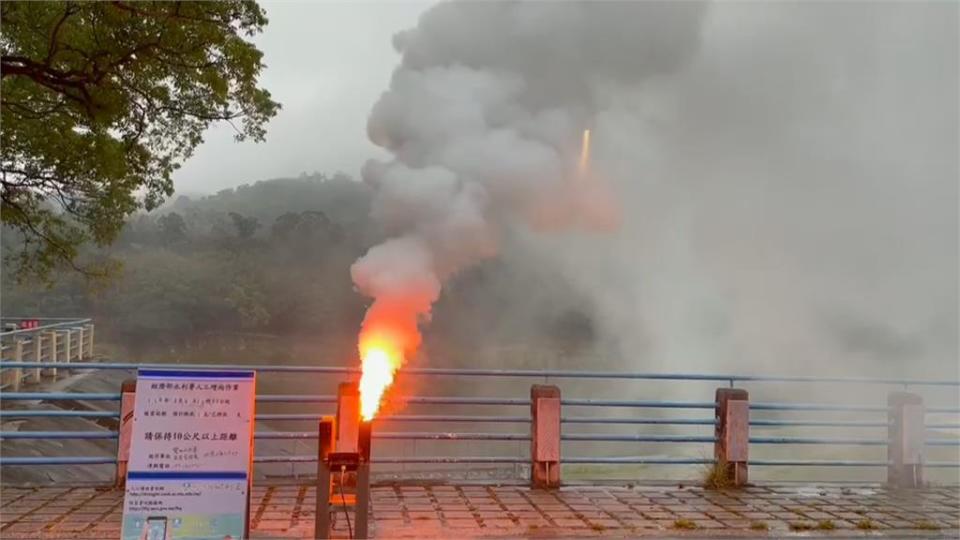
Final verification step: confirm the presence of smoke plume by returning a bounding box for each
[351,1,707,368]
[536,1,958,379]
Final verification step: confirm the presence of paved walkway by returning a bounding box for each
[1,484,957,538]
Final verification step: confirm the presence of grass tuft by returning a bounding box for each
[673,518,697,530]
[701,458,733,490]
[789,521,814,531]
[816,520,836,530]
[915,520,940,530]
[856,518,877,530]
[749,521,768,531]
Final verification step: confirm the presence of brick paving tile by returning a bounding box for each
[440,510,473,518]
[509,510,542,519]
[407,510,439,519]
[551,518,588,528]
[621,519,658,528]
[719,519,753,528]
[764,519,794,531]
[705,511,740,520]
[587,518,622,528]
[572,510,609,519]
[675,511,709,520]
[3,484,959,538]
[446,518,480,528]
[644,511,675,519]
[4,522,49,533]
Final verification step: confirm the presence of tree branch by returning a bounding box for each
[46,3,79,66]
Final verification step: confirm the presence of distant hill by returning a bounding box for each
[161,173,372,228]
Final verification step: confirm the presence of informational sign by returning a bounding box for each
[122,369,255,540]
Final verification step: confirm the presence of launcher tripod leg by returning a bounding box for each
[316,457,332,538]
[355,461,370,539]
[315,418,334,539]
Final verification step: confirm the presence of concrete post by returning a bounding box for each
[530,384,561,488]
[11,339,24,391]
[63,330,72,364]
[0,342,9,388]
[85,323,95,359]
[46,331,58,379]
[715,388,750,487]
[29,334,43,383]
[116,379,137,487]
[888,392,924,488]
[77,327,85,360]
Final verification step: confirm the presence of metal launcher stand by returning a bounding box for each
[315,384,372,539]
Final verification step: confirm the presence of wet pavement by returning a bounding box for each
[1,483,957,538]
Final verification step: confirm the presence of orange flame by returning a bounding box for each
[357,301,421,421]
[358,336,403,421]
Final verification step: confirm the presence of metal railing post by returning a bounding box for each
[715,388,749,486]
[116,379,137,487]
[888,392,924,487]
[530,384,561,488]
[77,327,85,360]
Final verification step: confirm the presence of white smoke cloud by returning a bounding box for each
[351,1,707,360]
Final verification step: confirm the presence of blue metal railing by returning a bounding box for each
[2,360,959,386]
[0,361,957,480]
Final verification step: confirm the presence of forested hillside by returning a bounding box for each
[2,173,599,363]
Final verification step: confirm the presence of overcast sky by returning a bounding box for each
[173,1,431,194]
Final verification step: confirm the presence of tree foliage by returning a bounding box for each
[1,1,279,280]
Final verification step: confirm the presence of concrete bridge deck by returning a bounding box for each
[2,483,957,538]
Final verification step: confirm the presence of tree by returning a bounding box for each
[157,212,187,246]
[229,211,259,239]
[270,211,301,241]
[1,1,280,280]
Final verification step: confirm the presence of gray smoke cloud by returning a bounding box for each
[352,0,956,384]
[351,1,707,360]
[537,1,958,379]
